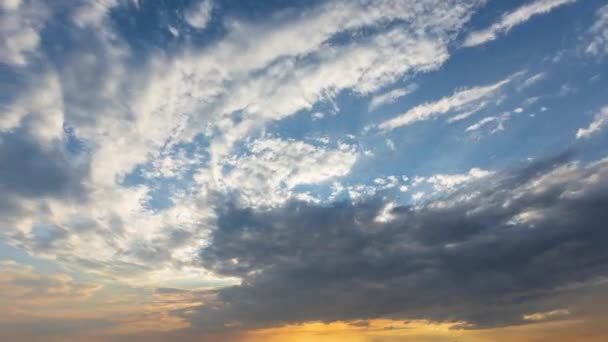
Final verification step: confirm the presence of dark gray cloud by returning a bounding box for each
[0,129,88,200]
[182,153,608,331]
[0,127,90,254]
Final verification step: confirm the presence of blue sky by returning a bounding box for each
[2,0,608,340]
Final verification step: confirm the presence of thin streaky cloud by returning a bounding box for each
[463,0,577,47]
[586,4,608,57]
[369,84,418,111]
[379,77,511,131]
[577,106,608,139]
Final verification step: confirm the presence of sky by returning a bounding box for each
[1,0,608,341]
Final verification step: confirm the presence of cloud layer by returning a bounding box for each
[183,153,608,331]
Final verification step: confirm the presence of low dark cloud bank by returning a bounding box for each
[184,153,608,331]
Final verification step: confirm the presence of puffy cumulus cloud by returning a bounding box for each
[425,167,493,192]
[379,76,512,131]
[462,0,577,47]
[586,4,608,57]
[215,137,358,207]
[178,153,608,331]
[0,0,50,65]
[576,106,608,139]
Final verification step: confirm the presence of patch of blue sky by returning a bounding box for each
[0,240,64,274]
[122,134,210,212]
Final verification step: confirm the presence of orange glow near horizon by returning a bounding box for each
[239,317,608,342]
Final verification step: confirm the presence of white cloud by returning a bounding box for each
[168,25,179,37]
[379,77,511,131]
[412,191,425,202]
[374,201,397,223]
[462,0,576,47]
[1,0,487,286]
[576,106,608,139]
[523,309,571,322]
[466,116,497,132]
[0,0,50,65]
[466,112,511,134]
[369,84,417,111]
[174,0,484,183]
[1,0,21,11]
[519,72,546,90]
[216,137,358,207]
[447,100,489,123]
[426,168,493,192]
[586,4,608,57]
[72,0,119,28]
[184,0,213,30]
[0,72,64,143]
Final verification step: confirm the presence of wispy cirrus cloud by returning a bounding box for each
[586,4,608,57]
[463,0,577,47]
[369,84,418,111]
[577,106,608,139]
[378,76,511,131]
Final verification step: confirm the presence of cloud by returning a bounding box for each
[0,0,50,65]
[379,76,511,131]
[586,4,608,57]
[0,131,87,201]
[184,0,213,30]
[368,84,418,111]
[425,167,493,192]
[462,0,576,47]
[0,73,89,227]
[576,106,608,139]
[518,72,546,91]
[523,309,571,322]
[71,0,119,28]
[465,112,512,135]
[215,137,358,207]
[180,152,608,331]
[0,261,101,304]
